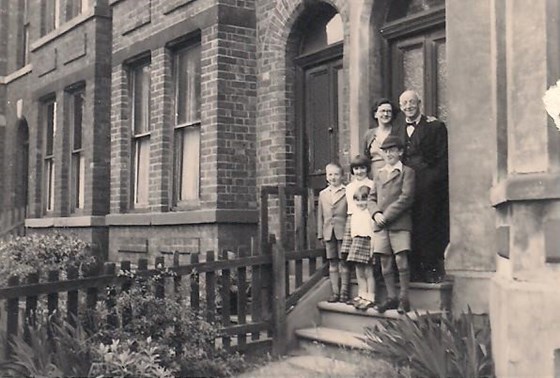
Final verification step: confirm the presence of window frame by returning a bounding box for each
[42,98,57,214]
[128,59,152,210]
[171,42,202,208]
[67,87,86,213]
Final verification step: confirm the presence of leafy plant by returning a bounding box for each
[0,232,96,285]
[89,338,173,378]
[364,308,494,378]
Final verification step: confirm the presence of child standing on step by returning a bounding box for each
[341,155,376,310]
[317,162,348,303]
[368,135,415,314]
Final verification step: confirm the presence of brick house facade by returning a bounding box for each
[2,0,560,375]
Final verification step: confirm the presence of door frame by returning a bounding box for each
[294,42,343,188]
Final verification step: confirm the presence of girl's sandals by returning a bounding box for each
[356,299,375,311]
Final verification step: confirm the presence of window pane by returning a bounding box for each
[72,92,83,150]
[134,136,150,206]
[179,126,200,200]
[45,101,56,156]
[176,45,201,126]
[45,159,55,212]
[133,64,151,134]
[403,46,425,107]
[71,153,84,210]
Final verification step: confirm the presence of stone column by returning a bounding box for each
[489,0,560,376]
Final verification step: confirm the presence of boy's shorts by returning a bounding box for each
[373,229,411,255]
[324,237,343,260]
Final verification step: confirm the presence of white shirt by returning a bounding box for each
[380,161,403,174]
[351,207,374,238]
[345,178,374,215]
[406,114,422,137]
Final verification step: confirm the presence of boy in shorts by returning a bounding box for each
[368,135,415,314]
[317,162,348,302]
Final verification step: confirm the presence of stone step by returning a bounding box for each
[347,279,453,312]
[295,326,370,351]
[285,355,360,376]
[317,301,441,334]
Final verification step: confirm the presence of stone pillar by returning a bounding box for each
[489,0,560,376]
[446,0,496,314]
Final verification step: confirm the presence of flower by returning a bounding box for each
[543,79,560,131]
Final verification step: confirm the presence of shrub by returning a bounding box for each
[0,233,97,285]
[0,272,246,377]
[364,308,494,378]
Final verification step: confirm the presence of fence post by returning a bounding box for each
[6,275,20,359]
[155,256,165,299]
[271,235,287,356]
[104,263,118,328]
[24,272,39,343]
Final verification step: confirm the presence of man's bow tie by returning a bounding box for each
[406,122,415,127]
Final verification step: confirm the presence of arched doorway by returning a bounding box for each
[15,118,29,214]
[294,3,344,191]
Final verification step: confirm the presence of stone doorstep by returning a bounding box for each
[295,326,371,351]
[317,301,442,319]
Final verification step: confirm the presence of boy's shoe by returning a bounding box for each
[397,298,410,314]
[340,292,350,303]
[374,297,399,313]
[327,293,340,303]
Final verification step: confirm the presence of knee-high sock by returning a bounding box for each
[396,252,410,299]
[340,261,350,296]
[381,256,397,299]
[329,263,340,295]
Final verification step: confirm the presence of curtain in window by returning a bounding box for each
[134,136,150,206]
[180,126,200,200]
[176,45,201,126]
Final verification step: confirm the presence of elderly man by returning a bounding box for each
[398,90,449,283]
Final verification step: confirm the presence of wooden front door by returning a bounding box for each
[390,28,447,121]
[300,56,343,190]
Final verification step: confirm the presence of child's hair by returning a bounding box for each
[349,154,371,174]
[326,161,343,174]
[353,185,371,201]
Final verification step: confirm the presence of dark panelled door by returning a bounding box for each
[303,58,342,190]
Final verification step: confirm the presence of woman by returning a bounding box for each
[362,98,402,178]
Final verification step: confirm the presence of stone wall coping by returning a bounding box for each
[26,216,107,228]
[106,209,258,226]
[490,172,560,206]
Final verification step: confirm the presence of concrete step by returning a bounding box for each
[317,301,441,334]
[348,279,453,311]
[295,326,370,351]
[286,355,360,376]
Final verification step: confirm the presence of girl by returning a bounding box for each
[339,155,376,309]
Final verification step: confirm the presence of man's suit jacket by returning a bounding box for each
[398,114,448,190]
[368,165,415,232]
[317,186,347,241]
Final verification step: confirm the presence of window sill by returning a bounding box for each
[106,209,258,226]
[0,64,32,85]
[26,215,106,228]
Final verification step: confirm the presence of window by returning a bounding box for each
[68,89,85,212]
[43,99,57,213]
[41,0,60,35]
[173,44,201,204]
[18,0,30,68]
[66,0,89,21]
[130,62,151,208]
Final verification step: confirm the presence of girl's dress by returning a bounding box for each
[339,178,374,256]
[346,207,374,264]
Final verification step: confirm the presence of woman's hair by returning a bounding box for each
[370,97,399,123]
[350,154,371,174]
[353,185,371,201]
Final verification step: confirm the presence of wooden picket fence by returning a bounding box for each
[0,185,327,358]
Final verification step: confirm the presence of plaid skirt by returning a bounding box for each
[346,236,372,264]
[339,216,353,256]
